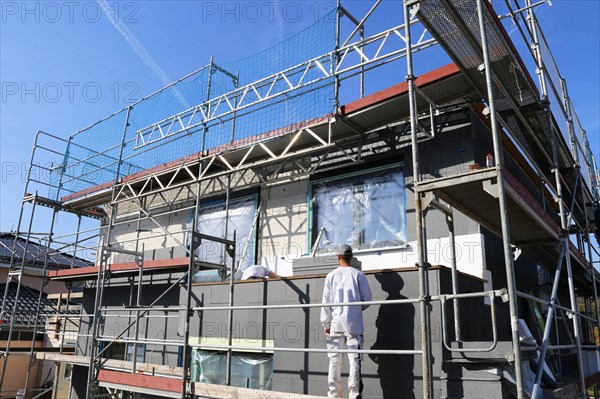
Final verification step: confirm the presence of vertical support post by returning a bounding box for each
[560,79,578,162]
[86,105,132,399]
[476,1,524,397]
[225,177,234,386]
[230,71,240,143]
[360,26,365,98]
[112,106,133,202]
[581,181,600,352]
[447,210,461,341]
[524,0,548,102]
[85,246,108,398]
[403,2,432,398]
[131,197,145,374]
[132,246,144,374]
[180,56,214,399]
[565,215,587,397]
[0,131,40,327]
[59,284,72,354]
[56,136,72,202]
[559,73,588,397]
[0,194,39,392]
[531,245,567,398]
[334,0,341,114]
[23,207,59,397]
[71,215,83,268]
[527,3,589,392]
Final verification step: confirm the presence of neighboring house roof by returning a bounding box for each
[0,232,93,270]
[0,282,59,325]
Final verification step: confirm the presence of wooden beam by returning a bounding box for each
[98,370,182,393]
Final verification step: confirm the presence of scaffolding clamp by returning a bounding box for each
[191,232,202,252]
[415,261,431,269]
[499,288,509,303]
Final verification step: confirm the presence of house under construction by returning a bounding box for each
[2,0,600,398]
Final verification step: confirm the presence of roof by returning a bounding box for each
[0,282,65,325]
[0,232,93,270]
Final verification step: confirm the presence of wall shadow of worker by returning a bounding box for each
[369,272,415,398]
[281,278,312,393]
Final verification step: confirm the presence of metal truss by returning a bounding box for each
[133,19,436,149]
[116,120,336,203]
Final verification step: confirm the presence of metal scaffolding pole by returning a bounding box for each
[559,44,588,398]
[447,208,461,341]
[86,105,132,399]
[225,230,237,387]
[581,182,600,355]
[180,56,215,398]
[334,0,341,114]
[224,60,239,386]
[0,194,39,392]
[476,0,524,397]
[23,207,59,397]
[404,2,432,397]
[564,197,588,397]
[532,173,578,398]
[0,130,40,326]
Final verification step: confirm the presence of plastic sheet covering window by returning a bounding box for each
[193,196,257,283]
[191,349,273,390]
[312,167,406,252]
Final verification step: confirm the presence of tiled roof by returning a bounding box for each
[0,233,92,270]
[0,282,56,325]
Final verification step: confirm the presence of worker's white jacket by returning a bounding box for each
[320,266,372,336]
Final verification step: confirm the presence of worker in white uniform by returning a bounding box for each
[321,244,372,399]
[241,264,279,280]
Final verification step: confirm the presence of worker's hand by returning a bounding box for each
[324,327,330,335]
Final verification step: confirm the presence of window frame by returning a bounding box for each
[190,347,274,390]
[192,193,260,280]
[308,163,407,254]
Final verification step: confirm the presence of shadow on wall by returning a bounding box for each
[370,273,415,399]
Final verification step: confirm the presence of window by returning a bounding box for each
[126,343,146,363]
[193,195,258,282]
[310,165,407,253]
[191,349,273,390]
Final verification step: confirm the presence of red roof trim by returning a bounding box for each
[48,257,190,279]
[340,63,461,115]
[61,180,114,203]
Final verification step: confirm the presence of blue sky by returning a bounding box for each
[1,0,599,237]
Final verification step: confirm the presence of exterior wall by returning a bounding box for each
[0,340,43,397]
[73,268,503,398]
[259,180,310,276]
[1,265,70,294]
[108,207,191,264]
[256,123,488,281]
[77,280,183,367]
[185,268,498,398]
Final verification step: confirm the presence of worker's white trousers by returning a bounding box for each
[326,334,362,399]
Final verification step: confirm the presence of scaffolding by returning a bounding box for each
[1,1,600,398]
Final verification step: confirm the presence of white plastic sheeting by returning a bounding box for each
[193,196,257,283]
[191,349,273,390]
[311,167,407,252]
